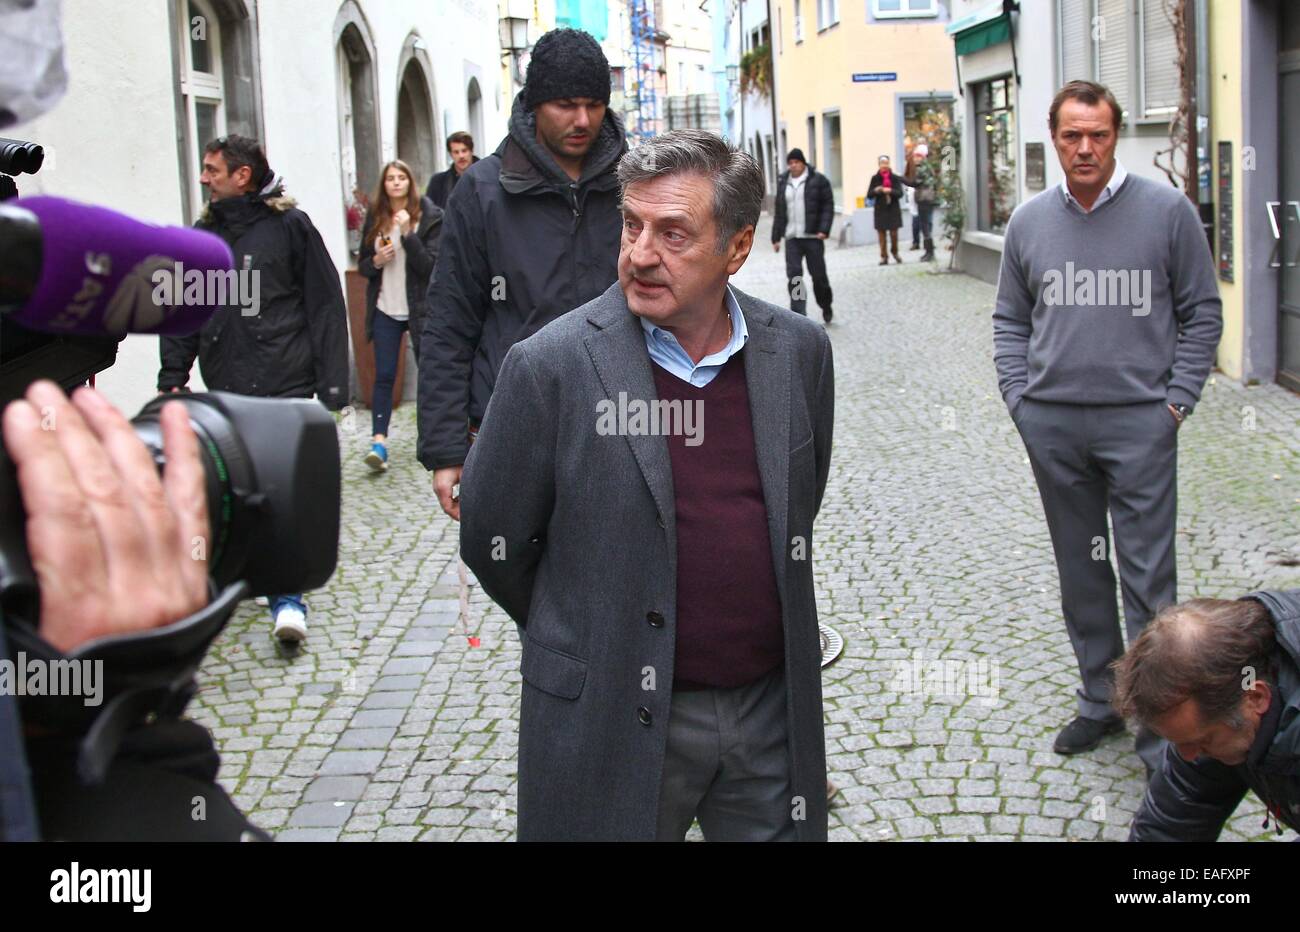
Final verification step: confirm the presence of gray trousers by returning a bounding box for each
[1014,398,1177,770]
[655,668,796,842]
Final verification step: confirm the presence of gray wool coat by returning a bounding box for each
[459,282,835,841]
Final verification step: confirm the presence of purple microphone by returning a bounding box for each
[0,196,235,337]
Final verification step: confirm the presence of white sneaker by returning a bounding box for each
[273,604,307,642]
[255,596,269,607]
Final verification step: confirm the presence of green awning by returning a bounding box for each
[953,13,1010,56]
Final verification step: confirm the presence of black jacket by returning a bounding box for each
[357,196,443,347]
[772,167,835,241]
[426,157,480,209]
[158,177,349,410]
[1131,589,1300,841]
[868,170,913,232]
[417,92,626,471]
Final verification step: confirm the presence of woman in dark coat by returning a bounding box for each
[867,154,913,265]
[357,159,443,471]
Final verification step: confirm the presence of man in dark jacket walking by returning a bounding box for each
[1116,590,1300,841]
[418,28,626,519]
[158,134,348,643]
[425,131,479,210]
[771,149,835,323]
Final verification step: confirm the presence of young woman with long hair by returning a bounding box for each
[357,159,443,471]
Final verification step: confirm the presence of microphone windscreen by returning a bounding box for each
[9,196,236,337]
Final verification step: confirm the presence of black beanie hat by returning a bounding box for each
[786,148,807,164]
[525,28,612,109]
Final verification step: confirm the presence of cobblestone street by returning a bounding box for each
[192,217,1300,842]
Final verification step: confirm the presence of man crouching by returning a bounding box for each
[1115,590,1300,840]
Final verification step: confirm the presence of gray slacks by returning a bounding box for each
[655,667,797,842]
[1014,398,1177,771]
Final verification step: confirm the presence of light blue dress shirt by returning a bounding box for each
[1061,159,1128,212]
[639,286,749,387]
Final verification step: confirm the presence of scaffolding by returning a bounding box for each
[628,0,659,142]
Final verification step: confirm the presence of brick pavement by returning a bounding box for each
[190,216,1300,841]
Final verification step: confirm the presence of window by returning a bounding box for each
[806,115,817,167]
[902,98,953,166]
[817,0,839,31]
[178,0,226,221]
[1059,0,1177,121]
[1094,0,1130,117]
[336,15,381,258]
[1139,0,1180,116]
[823,111,842,209]
[973,76,1018,235]
[1058,0,1092,83]
[794,0,804,43]
[872,0,939,18]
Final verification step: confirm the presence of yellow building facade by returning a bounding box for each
[770,0,956,215]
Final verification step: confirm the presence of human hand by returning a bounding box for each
[393,210,411,235]
[2,381,210,653]
[375,241,397,267]
[433,465,463,522]
[816,232,828,240]
[773,241,781,252]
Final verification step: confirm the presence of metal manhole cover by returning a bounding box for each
[819,623,844,667]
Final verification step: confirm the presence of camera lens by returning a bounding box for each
[131,392,340,596]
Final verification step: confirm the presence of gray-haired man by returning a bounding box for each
[993,81,1222,772]
[460,129,834,841]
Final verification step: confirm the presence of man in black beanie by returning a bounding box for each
[771,148,835,323]
[419,27,627,519]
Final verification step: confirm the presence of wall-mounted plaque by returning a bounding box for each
[1025,142,1046,191]
[1217,140,1233,283]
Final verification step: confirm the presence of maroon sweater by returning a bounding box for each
[651,351,785,689]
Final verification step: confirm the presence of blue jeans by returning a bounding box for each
[371,310,409,437]
[271,594,306,617]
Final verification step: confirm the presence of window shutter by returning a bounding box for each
[1059,0,1091,83]
[1141,0,1181,115]
[1096,0,1130,118]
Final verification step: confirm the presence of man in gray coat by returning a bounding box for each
[460,130,834,841]
[993,81,1222,771]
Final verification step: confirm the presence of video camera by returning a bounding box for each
[0,136,340,626]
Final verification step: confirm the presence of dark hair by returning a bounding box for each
[204,134,269,188]
[447,131,474,153]
[1113,598,1276,727]
[1049,80,1123,134]
[617,129,764,253]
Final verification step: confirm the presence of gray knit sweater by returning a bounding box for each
[992,173,1222,413]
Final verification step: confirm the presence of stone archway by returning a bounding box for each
[397,58,436,188]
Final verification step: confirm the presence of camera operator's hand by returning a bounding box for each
[2,381,210,653]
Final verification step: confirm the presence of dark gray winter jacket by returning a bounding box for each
[417,93,626,471]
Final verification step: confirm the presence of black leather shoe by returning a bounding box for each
[1053,715,1126,755]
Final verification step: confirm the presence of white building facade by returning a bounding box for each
[17,0,506,412]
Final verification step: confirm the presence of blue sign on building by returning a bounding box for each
[852,72,898,83]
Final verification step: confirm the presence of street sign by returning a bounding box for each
[852,72,897,83]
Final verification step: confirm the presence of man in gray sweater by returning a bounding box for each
[993,81,1222,773]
